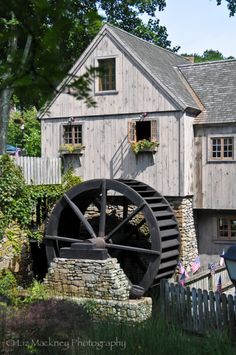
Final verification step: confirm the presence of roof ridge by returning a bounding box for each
[178,58,236,68]
[105,23,190,63]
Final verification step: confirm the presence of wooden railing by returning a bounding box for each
[185,266,232,292]
[14,156,62,185]
[160,279,236,336]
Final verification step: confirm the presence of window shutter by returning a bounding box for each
[60,124,65,146]
[151,120,158,141]
[128,121,136,143]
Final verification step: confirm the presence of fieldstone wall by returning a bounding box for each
[0,223,32,284]
[44,257,152,323]
[167,196,199,271]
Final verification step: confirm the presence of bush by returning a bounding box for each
[0,270,18,303]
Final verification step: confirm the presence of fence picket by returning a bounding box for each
[197,289,204,333]
[215,292,222,330]
[186,286,192,330]
[203,289,209,328]
[191,288,198,332]
[228,295,235,334]
[13,157,62,185]
[159,280,236,337]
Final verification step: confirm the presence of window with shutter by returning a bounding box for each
[128,120,158,142]
[128,121,136,143]
[128,119,159,154]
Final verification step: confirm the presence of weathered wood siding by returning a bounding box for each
[41,33,197,197]
[194,125,236,209]
[42,112,182,196]
[42,34,177,119]
[196,209,236,256]
[179,113,195,196]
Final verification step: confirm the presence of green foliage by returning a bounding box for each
[7,107,41,156]
[61,168,83,191]
[216,0,236,16]
[0,270,18,301]
[59,143,85,154]
[98,1,174,50]
[0,153,82,245]
[182,49,235,63]
[131,139,159,154]
[22,280,50,304]
[0,155,31,233]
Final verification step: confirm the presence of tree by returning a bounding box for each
[0,1,171,154]
[0,0,102,154]
[7,107,41,156]
[97,0,176,50]
[216,0,236,16]
[182,49,234,63]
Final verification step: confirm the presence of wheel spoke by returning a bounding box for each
[64,193,97,238]
[105,203,146,241]
[98,180,106,238]
[45,235,82,243]
[105,243,160,255]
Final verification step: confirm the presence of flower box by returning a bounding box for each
[59,144,85,156]
[131,140,159,155]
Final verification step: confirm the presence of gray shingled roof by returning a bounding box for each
[178,60,236,124]
[108,24,199,111]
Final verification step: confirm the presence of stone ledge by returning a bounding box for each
[54,296,152,323]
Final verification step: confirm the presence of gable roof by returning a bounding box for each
[39,23,201,118]
[108,24,200,112]
[178,60,236,124]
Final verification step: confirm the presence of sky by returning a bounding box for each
[156,0,236,57]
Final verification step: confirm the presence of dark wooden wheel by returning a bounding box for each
[45,179,179,292]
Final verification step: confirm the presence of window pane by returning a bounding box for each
[98,58,116,91]
[64,126,73,144]
[63,125,82,145]
[219,217,236,239]
[211,137,234,159]
[223,138,233,158]
[212,138,221,158]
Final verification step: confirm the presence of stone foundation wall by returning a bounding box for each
[167,196,199,271]
[44,257,152,323]
[44,258,130,301]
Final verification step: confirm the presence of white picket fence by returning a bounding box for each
[14,156,62,185]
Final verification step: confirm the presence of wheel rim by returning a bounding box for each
[45,179,179,292]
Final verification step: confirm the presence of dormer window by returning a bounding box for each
[98,58,116,92]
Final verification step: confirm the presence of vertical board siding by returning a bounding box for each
[160,279,236,335]
[42,35,177,119]
[194,126,236,209]
[14,157,61,185]
[42,112,181,196]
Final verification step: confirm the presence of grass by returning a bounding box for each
[0,300,235,355]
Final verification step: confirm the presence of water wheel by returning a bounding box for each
[45,179,179,293]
